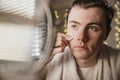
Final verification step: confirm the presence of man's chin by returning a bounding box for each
[73,51,90,60]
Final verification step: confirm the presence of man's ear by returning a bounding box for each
[104,27,111,40]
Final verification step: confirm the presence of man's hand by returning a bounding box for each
[49,32,69,61]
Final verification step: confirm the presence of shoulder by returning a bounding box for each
[103,45,120,70]
[47,46,70,68]
[45,48,68,79]
[49,52,64,64]
[102,45,120,76]
[46,51,64,69]
[101,44,120,67]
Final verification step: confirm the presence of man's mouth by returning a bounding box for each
[74,46,88,50]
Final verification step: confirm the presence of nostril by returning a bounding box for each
[84,38,88,42]
[77,31,88,42]
[77,38,88,42]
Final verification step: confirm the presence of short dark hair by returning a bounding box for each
[66,0,115,29]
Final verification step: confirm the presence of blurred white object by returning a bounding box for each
[0,23,34,61]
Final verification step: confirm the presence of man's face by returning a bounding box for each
[67,5,109,60]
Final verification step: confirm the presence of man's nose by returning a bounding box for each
[76,29,88,42]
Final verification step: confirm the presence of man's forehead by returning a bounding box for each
[68,6,106,27]
[69,6,105,19]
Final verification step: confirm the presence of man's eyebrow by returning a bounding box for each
[68,20,81,25]
[88,23,100,25]
[88,23,103,26]
[69,20,104,26]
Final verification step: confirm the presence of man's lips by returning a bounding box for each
[74,46,88,50]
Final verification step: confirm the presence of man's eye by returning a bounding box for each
[71,25,79,30]
[88,26,99,31]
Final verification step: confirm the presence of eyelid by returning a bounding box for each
[88,25,100,31]
[71,25,79,29]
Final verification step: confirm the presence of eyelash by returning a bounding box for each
[88,26,99,31]
[71,25,79,30]
[70,24,100,32]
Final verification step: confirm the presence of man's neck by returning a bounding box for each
[75,55,98,68]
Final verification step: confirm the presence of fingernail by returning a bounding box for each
[65,34,73,41]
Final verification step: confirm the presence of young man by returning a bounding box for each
[38,0,120,80]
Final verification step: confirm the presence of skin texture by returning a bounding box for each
[67,5,109,67]
[53,5,110,67]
